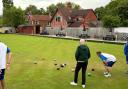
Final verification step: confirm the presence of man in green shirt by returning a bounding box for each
[70,39,90,88]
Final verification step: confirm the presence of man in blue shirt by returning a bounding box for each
[124,41,128,74]
[0,42,12,89]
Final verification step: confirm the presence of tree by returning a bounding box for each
[73,4,80,10]
[11,7,26,28]
[105,0,119,16]
[102,15,121,28]
[25,5,43,15]
[95,0,128,27]
[0,17,2,25]
[117,0,128,26]
[46,4,57,16]
[2,0,13,9]
[3,8,11,26]
[95,7,105,20]
[39,8,46,14]
[71,3,81,10]
[56,3,65,8]
[46,2,81,16]
[3,6,26,28]
[2,0,14,25]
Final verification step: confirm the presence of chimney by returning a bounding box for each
[66,2,72,9]
[66,2,72,13]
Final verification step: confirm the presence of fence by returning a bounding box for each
[46,27,111,38]
[45,27,128,41]
[114,27,128,41]
[115,33,128,41]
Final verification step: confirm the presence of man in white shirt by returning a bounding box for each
[97,51,116,77]
[0,42,12,89]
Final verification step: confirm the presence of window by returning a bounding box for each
[32,21,34,25]
[35,21,39,24]
[47,22,50,26]
[76,17,83,21]
[76,18,79,21]
[56,16,62,22]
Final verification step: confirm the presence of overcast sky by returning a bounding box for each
[0,0,111,15]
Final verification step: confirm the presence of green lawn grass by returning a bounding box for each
[0,34,128,89]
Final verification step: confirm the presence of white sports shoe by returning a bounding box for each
[104,73,111,77]
[103,72,108,75]
[70,82,77,86]
[82,85,86,88]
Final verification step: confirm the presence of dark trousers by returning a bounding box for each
[74,62,88,85]
[126,56,128,64]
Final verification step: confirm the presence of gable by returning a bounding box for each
[53,10,63,22]
[50,8,72,23]
[85,10,97,21]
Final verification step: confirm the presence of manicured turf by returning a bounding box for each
[0,34,127,89]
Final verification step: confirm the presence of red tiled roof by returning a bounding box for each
[59,8,72,21]
[68,22,82,27]
[51,8,94,22]
[71,9,92,18]
[89,21,98,27]
[50,8,97,27]
[29,15,50,21]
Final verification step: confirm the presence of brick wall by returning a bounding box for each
[80,10,97,28]
[18,26,34,34]
[51,10,68,29]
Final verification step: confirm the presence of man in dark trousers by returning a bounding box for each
[124,41,128,74]
[70,39,90,88]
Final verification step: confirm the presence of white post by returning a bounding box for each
[115,34,118,41]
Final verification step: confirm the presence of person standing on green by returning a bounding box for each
[70,39,90,88]
[124,41,128,74]
[0,42,12,89]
